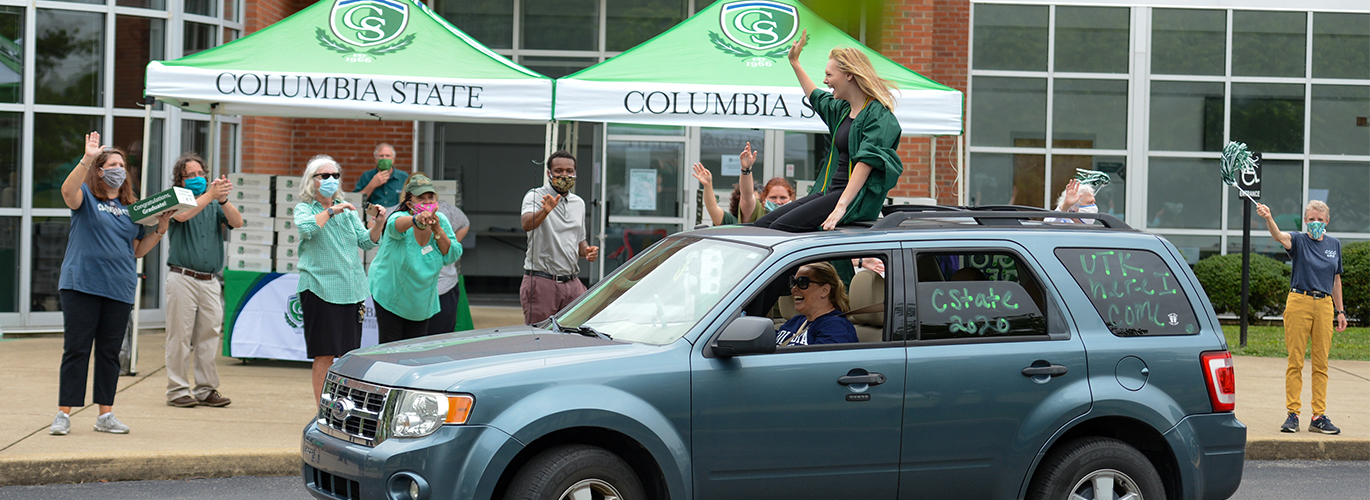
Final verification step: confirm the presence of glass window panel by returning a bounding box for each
[1053,248,1199,336]
[0,112,18,208]
[114,116,163,198]
[1147,157,1221,229]
[1151,9,1225,76]
[1231,83,1304,154]
[425,123,550,216]
[972,4,1047,71]
[1051,155,1126,220]
[1054,7,1129,74]
[523,0,598,51]
[220,122,236,175]
[607,123,684,136]
[1310,161,1370,234]
[1232,11,1306,78]
[52,0,102,5]
[34,114,102,209]
[519,56,596,79]
[1053,79,1127,150]
[698,128,764,219]
[225,29,240,44]
[783,132,819,193]
[969,152,1044,208]
[1157,234,1220,266]
[1310,85,1370,156]
[1225,237,1293,264]
[607,140,683,217]
[1149,81,1224,152]
[1313,13,1370,80]
[115,16,165,109]
[184,22,217,56]
[32,217,69,312]
[185,0,217,17]
[606,0,687,52]
[0,217,15,311]
[435,0,513,50]
[970,77,1046,148]
[36,9,105,107]
[117,0,166,8]
[224,0,238,22]
[1227,159,1301,231]
[602,222,679,277]
[0,7,23,104]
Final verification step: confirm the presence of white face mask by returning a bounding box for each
[1077,204,1098,214]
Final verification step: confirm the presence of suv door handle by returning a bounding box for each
[1021,365,1069,377]
[838,373,887,386]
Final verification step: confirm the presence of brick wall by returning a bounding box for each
[879,0,969,205]
[240,0,415,189]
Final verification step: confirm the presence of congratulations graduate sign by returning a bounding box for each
[555,0,963,135]
[146,0,552,123]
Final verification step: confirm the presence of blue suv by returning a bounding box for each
[302,209,1245,500]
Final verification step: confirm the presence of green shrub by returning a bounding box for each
[1343,241,1370,324]
[1193,253,1292,317]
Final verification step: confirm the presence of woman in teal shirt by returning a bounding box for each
[754,30,904,232]
[369,173,461,343]
[294,155,385,403]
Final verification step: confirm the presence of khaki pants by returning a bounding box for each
[1283,292,1334,416]
[165,272,224,401]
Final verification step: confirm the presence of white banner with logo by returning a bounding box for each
[554,79,964,135]
[227,273,378,362]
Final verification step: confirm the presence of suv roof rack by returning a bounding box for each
[868,209,1134,231]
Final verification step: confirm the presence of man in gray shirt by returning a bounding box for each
[519,151,599,325]
[427,200,470,334]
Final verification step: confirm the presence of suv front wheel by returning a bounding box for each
[505,444,646,500]
[1028,437,1166,500]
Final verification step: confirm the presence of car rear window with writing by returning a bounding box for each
[1054,248,1200,336]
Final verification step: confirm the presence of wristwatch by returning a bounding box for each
[739,167,752,175]
[1336,310,1346,315]
[326,207,336,217]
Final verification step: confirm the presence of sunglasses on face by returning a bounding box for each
[314,172,341,179]
[789,275,814,290]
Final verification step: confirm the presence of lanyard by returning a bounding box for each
[783,318,812,346]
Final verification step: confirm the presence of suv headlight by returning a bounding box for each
[388,391,475,439]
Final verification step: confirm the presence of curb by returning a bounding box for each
[1246,437,1370,461]
[0,448,299,487]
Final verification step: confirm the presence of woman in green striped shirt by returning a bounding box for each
[293,155,386,402]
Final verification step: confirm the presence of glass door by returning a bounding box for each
[602,124,690,278]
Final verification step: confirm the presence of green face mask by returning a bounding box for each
[377,159,393,171]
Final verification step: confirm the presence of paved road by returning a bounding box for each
[0,460,1365,499]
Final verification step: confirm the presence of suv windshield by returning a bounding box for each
[557,236,767,345]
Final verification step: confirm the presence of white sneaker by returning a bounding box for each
[93,413,129,434]
[49,412,70,435]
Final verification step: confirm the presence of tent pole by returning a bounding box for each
[957,135,966,206]
[208,105,219,178]
[129,96,154,374]
[929,136,937,203]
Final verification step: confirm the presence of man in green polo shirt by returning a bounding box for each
[164,153,243,408]
[353,142,409,208]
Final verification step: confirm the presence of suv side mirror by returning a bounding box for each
[711,316,777,357]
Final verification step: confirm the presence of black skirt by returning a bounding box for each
[300,290,363,358]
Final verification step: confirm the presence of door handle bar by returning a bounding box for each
[1021,365,1068,377]
[837,373,887,386]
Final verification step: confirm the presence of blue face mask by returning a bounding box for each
[765,200,780,212]
[318,178,341,197]
[183,176,207,196]
[1306,221,1326,239]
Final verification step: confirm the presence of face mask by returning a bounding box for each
[1077,204,1098,214]
[184,176,207,196]
[1306,221,1326,239]
[412,202,438,214]
[101,166,127,190]
[765,200,780,212]
[550,174,576,193]
[318,178,340,197]
[377,159,393,171]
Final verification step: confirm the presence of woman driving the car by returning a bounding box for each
[775,262,857,346]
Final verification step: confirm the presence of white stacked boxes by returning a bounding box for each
[432,180,459,207]
[273,175,302,273]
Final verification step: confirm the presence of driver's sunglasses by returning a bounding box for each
[788,275,813,290]
[314,172,341,179]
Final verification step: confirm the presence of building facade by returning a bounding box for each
[0,0,1365,330]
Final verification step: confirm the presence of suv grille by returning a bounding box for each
[317,373,391,446]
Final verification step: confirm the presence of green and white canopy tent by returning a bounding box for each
[145,0,552,123]
[554,0,963,136]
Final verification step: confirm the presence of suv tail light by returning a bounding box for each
[1201,351,1236,412]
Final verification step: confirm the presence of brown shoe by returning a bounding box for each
[168,396,199,408]
[199,391,231,407]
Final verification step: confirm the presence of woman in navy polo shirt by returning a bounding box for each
[49,132,173,436]
[775,262,857,346]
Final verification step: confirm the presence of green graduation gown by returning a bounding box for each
[808,88,904,225]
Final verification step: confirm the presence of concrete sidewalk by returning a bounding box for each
[1,306,1366,486]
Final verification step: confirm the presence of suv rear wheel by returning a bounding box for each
[505,444,646,500]
[1028,437,1165,500]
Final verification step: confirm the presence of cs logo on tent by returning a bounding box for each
[285,294,304,329]
[710,1,798,63]
[317,0,415,60]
